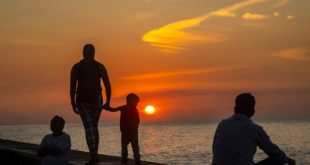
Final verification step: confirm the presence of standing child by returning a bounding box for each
[105,93,141,165]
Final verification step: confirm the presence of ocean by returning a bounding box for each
[0,120,309,164]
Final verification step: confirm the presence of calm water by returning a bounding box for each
[0,120,309,164]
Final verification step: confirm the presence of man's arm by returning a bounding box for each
[257,127,295,165]
[100,65,111,108]
[70,65,79,114]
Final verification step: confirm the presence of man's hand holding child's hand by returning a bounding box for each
[100,104,111,111]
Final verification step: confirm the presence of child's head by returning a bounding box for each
[50,116,65,135]
[126,93,140,107]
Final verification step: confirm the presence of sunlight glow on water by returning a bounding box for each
[0,120,309,164]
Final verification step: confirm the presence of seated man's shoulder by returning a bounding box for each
[249,120,263,128]
[247,121,267,136]
[217,118,231,126]
[216,118,230,129]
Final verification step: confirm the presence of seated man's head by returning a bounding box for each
[234,93,256,118]
[126,93,140,107]
[83,43,95,59]
[50,116,65,135]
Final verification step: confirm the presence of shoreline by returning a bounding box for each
[0,139,164,165]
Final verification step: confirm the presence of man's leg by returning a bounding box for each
[131,131,141,165]
[91,95,103,158]
[92,105,102,158]
[121,132,130,163]
[256,154,285,165]
[78,103,101,162]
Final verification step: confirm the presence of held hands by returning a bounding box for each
[102,103,112,111]
[71,102,79,115]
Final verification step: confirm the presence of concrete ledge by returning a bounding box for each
[0,139,164,165]
[0,148,41,165]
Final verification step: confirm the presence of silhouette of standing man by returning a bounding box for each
[70,44,111,165]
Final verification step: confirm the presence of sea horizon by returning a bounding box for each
[1,116,309,126]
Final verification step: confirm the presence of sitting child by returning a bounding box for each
[105,93,141,165]
[38,116,71,165]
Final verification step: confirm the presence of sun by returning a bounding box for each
[144,105,156,115]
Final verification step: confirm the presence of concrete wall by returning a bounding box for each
[0,148,41,165]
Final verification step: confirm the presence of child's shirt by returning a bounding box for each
[40,132,71,162]
[120,105,140,133]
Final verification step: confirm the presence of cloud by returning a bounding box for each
[118,65,249,98]
[144,32,225,53]
[212,10,236,18]
[123,67,224,80]
[287,15,295,20]
[273,0,289,8]
[142,15,225,53]
[273,48,310,60]
[242,12,268,20]
[273,12,280,17]
[141,15,226,53]
[140,86,310,99]
[142,0,269,52]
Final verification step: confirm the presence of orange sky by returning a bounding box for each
[0,0,309,124]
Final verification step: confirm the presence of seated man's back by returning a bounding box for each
[212,93,295,165]
[212,114,284,165]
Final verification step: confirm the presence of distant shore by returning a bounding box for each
[0,139,164,165]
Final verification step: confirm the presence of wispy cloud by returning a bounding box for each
[273,12,280,16]
[287,15,295,20]
[142,15,225,53]
[212,10,236,18]
[273,0,290,8]
[123,67,224,80]
[142,0,269,53]
[273,48,310,60]
[242,12,268,20]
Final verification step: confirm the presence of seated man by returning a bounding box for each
[38,116,71,165]
[212,93,295,165]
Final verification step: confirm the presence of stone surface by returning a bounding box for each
[0,139,164,165]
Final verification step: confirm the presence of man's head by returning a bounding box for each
[50,116,65,135]
[83,43,95,59]
[126,93,140,107]
[234,93,256,118]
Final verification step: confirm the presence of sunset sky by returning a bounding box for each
[0,0,309,124]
